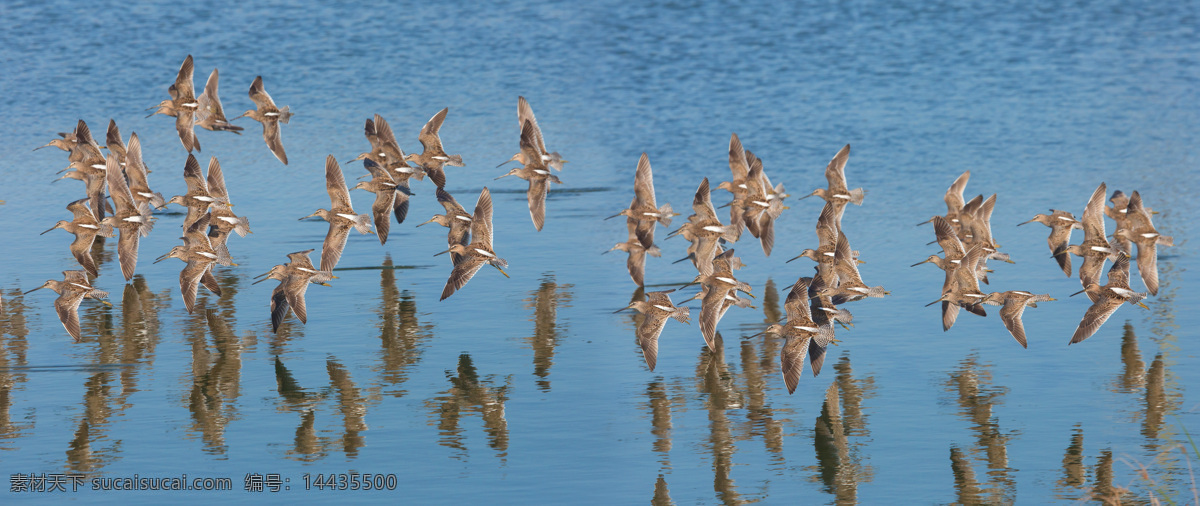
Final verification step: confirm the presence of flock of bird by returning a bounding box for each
[913,172,1170,348]
[612,139,889,394]
[14,54,1177,397]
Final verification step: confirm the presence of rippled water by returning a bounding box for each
[0,0,1197,503]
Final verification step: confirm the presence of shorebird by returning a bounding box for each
[754,278,837,393]
[716,133,753,240]
[100,155,154,280]
[670,178,736,276]
[203,157,252,260]
[739,152,788,256]
[148,55,201,152]
[195,68,245,133]
[234,76,292,165]
[614,289,689,372]
[607,153,677,249]
[918,170,970,231]
[417,188,473,266]
[41,198,115,277]
[688,249,753,353]
[1113,191,1172,296]
[437,187,509,300]
[350,115,426,184]
[25,270,111,341]
[154,214,225,314]
[1018,209,1082,277]
[926,245,990,331]
[1069,253,1148,345]
[300,156,374,272]
[121,133,166,209]
[351,159,411,245]
[980,290,1055,348]
[499,96,567,171]
[405,107,464,187]
[496,119,563,231]
[604,216,661,287]
[1105,190,1133,254]
[105,120,127,163]
[958,193,999,250]
[163,154,229,231]
[1060,183,1118,298]
[786,202,842,286]
[819,232,888,304]
[799,144,864,210]
[60,120,110,221]
[254,250,335,332]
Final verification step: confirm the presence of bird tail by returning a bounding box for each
[278,106,293,124]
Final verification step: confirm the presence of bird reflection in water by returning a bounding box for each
[425,353,511,460]
[524,274,572,391]
[374,255,434,398]
[66,370,123,473]
[0,289,33,449]
[274,357,327,462]
[811,355,875,505]
[326,358,370,457]
[943,354,1016,505]
[183,308,243,455]
[644,378,686,468]
[694,337,745,504]
[1113,322,1145,393]
[1054,425,1127,502]
[652,474,673,506]
[736,333,784,467]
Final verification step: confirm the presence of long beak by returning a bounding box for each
[153,254,170,264]
[717,202,731,209]
[785,254,803,263]
[1016,218,1035,226]
[672,256,691,264]
[433,249,450,257]
[916,218,933,226]
[612,306,631,314]
[251,277,271,285]
[416,218,436,227]
[796,193,814,201]
[144,111,157,119]
[40,226,58,235]
[298,213,318,221]
[23,286,43,295]
[493,174,512,181]
[1069,288,1086,297]
[911,259,931,267]
[604,212,624,221]
[925,239,938,246]
[493,264,510,278]
[924,298,943,307]
[230,112,247,120]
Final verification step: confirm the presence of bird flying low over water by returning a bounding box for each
[500,96,567,171]
[301,156,374,272]
[148,54,201,152]
[406,107,464,188]
[234,76,292,165]
[1069,253,1148,345]
[195,68,245,134]
[437,187,508,301]
[615,289,689,372]
[25,270,112,341]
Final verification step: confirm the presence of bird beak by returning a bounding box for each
[1069,288,1086,297]
[40,226,58,235]
[251,277,269,285]
[433,249,450,257]
[603,212,623,221]
[612,306,631,314]
[23,286,43,295]
[797,193,814,201]
[152,254,169,264]
[785,254,803,263]
[1016,218,1035,226]
[671,256,691,264]
[416,218,435,227]
[493,174,510,181]
[924,299,943,307]
[298,212,318,221]
[915,218,933,226]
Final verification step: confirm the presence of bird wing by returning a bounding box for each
[105,155,136,215]
[324,155,352,209]
[206,156,230,203]
[55,290,87,341]
[824,144,851,192]
[440,256,485,301]
[634,152,657,210]
[517,96,548,154]
[179,259,210,314]
[471,187,495,249]
[784,278,815,323]
[248,76,278,110]
[692,177,718,222]
[418,107,449,152]
[998,300,1029,348]
[728,133,749,180]
[1081,182,1107,241]
[636,314,668,372]
[945,170,970,215]
[319,222,351,273]
[780,334,812,394]
[1070,297,1123,345]
[528,176,549,232]
[174,55,196,99]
